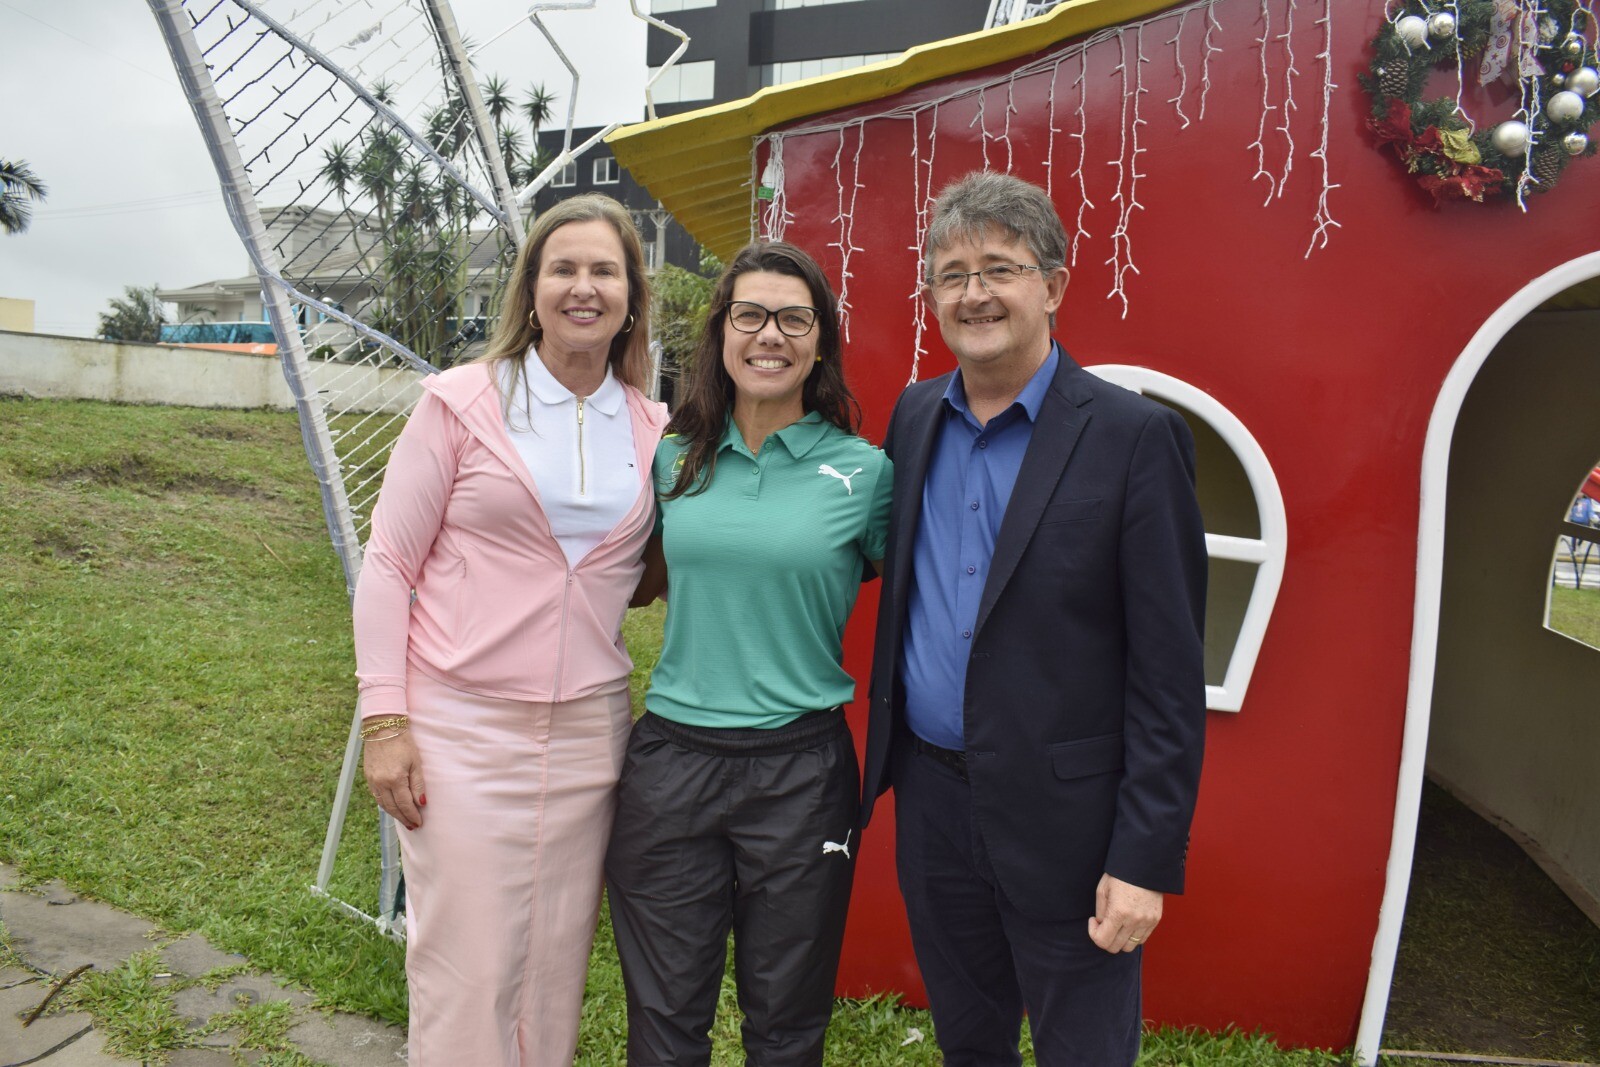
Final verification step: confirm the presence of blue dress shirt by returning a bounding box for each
[901,346,1060,751]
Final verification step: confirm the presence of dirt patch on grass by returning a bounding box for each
[32,527,97,563]
[189,421,275,443]
[48,454,273,500]
[1382,781,1600,1063]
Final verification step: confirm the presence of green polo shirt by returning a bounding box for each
[646,412,893,729]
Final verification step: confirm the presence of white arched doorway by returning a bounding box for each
[1355,251,1600,1066]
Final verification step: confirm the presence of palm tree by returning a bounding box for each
[482,75,514,129]
[97,284,168,343]
[522,83,556,137]
[1,159,48,235]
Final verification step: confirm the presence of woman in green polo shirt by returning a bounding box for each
[606,241,891,1066]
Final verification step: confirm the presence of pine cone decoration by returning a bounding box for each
[1532,146,1566,188]
[1377,60,1410,97]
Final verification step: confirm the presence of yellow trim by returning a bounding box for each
[608,0,1175,259]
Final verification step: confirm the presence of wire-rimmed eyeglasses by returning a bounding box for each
[924,263,1048,303]
[726,301,819,337]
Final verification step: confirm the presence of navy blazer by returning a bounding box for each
[861,347,1208,921]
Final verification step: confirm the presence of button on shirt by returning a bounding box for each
[901,347,1059,751]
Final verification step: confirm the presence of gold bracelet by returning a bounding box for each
[360,716,410,740]
[363,730,407,743]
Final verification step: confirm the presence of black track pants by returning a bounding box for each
[605,710,860,1067]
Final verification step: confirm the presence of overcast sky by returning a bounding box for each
[0,0,648,337]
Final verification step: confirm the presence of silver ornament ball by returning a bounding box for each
[1396,14,1429,48]
[1427,11,1457,40]
[1564,35,1586,58]
[1547,89,1587,123]
[1563,131,1590,156]
[1492,120,1532,156]
[1570,66,1600,97]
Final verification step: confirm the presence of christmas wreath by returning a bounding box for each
[1361,0,1599,204]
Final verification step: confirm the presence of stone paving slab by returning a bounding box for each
[24,1028,127,1067]
[0,884,159,976]
[288,1012,407,1066]
[0,979,99,1065]
[158,934,243,980]
[0,865,404,1066]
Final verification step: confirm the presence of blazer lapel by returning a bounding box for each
[889,381,946,608]
[974,354,1093,637]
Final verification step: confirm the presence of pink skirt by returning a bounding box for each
[399,668,631,1067]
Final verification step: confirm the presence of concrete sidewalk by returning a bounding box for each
[0,864,407,1066]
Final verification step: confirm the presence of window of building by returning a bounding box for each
[1546,468,1600,650]
[758,53,895,87]
[1086,365,1287,713]
[552,159,577,188]
[593,157,620,185]
[653,0,715,11]
[648,59,715,104]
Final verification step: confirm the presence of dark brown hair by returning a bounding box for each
[664,241,860,499]
[477,193,652,401]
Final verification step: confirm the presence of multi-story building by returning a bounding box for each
[646,0,989,117]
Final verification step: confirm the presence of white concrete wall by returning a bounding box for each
[1429,307,1600,920]
[0,330,422,414]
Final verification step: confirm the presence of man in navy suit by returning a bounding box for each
[861,171,1207,1066]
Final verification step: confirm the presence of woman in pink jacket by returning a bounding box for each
[352,193,669,1067]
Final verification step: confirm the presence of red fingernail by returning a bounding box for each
[419,794,427,806]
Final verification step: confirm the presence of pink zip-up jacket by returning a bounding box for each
[352,361,669,718]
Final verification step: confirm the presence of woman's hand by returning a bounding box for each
[363,730,427,831]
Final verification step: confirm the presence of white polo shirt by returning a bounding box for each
[499,348,639,565]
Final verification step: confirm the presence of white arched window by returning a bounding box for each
[1087,366,1287,713]
[1546,466,1600,650]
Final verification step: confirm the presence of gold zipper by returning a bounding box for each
[576,396,586,495]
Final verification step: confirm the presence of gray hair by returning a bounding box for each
[923,171,1068,278]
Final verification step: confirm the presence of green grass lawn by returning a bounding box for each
[1548,584,1600,648]
[1,397,1352,1064]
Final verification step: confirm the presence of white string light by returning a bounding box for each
[972,87,992,170]
[1070,50,1094,268]
[1105,28,1137,318]
[1514,0,1546,208]
[1275,0,1298,197]
[1247,0,1280,204]
[1169,8,1193,129]
[1002,73,1019,173]
[759,134,793,242]
[829,123,866,343]
[1304,0,1341,256]
[1201,1,1224,119]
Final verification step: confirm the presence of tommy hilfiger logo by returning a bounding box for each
[822,830,852,859]
[818,464,862,495]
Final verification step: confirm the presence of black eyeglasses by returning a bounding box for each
[727,301,820,337]
[924,263,1047,302]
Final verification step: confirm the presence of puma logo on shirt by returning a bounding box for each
[822,830,852,859]
[818,464,863,495]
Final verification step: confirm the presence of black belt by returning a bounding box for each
[909,733,967,782]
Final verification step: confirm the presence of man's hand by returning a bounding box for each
[363,730,427,831]
[1087,873,1162,953]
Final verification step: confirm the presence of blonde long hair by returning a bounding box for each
[478,194,652,398]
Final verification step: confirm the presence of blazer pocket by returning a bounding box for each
[1049,732,1125,780]
[1039,498,1102,526]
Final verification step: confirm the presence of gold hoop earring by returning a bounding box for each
[815,355,822,363]
[527,308,540,331]
[621,313,635,334]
